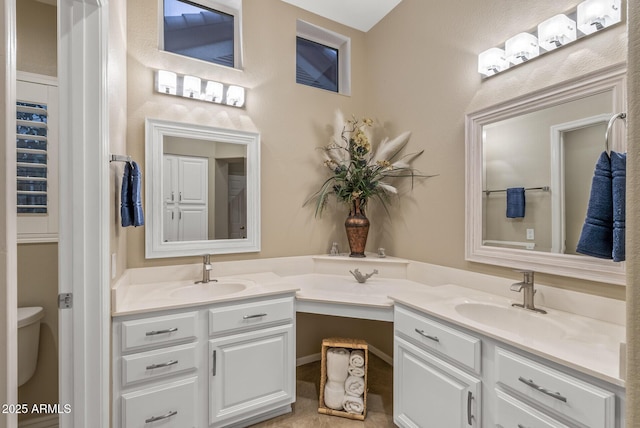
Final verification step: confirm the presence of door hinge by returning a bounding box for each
[58,293,73,309]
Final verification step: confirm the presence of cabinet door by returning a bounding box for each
[163,155,178,204]
[209,324,294,426]
[179,157,208,204]
[163,206,178,242]
[394,336,481,428]
[179,206,208,241]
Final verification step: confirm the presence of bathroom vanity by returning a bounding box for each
[111,256,626,428]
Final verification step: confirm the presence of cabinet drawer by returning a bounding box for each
[121,343,198,387]
[495,389,570,428]
[395,305,481,373]
[121,312,198,352]
[496,348,615,428]
[209,297,294,336]
[121,377,197,428]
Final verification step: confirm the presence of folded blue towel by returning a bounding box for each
[130,161,145,227]
[576,152,613,259]
[611,151,626,262]
[120,162,145,227]
[506,187,525,218]
[120,162,133,227]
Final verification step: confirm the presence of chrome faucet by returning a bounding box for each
[195,254,217,284]
[510,270,546,314]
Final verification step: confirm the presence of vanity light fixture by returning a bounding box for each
[153,70,246,108]
[182,75,202,99]
[225,85,245,107]
[478,0,623,78]
[156,70,177,95]
[478,48,509,77]
[538,14,577,51]
[577,0,622,35]
[505,32,540,64]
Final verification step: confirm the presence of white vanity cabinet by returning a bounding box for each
[393,303,625,428]
[113,311,201,428]
[394,305,482,428]
[113,293,296,428]
[207,297,295,427]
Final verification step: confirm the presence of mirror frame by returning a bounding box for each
[145,118,261,258]
[465,64,627,285]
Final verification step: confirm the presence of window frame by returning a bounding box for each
[296,19,351,96]
[16,71,59,243]
[159,0,244,70]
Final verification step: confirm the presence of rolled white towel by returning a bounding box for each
[344,375,365,397]
[326,347,350,382]
[349,349,365,368]
[342,394,364,415]
[323,380,345,410]
[348,365,365,377]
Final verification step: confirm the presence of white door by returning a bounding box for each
[394,337,481,428]
[163,206,177,242]
[209,324,294,426]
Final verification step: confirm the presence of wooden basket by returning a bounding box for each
[318,337,368,420]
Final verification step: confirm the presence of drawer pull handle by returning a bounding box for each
[243,313,267,320]
[518,425,529,428]
[145,410,177,423]
[146,359,178,370]
[414,328,439,342]
[467,391,474,425]
[145,327,178,336]
[518,376,568,403]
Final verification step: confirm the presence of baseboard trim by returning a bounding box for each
[296,346,393,367]
[18,415,59,428]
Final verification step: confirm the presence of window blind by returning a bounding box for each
[16,101,48,214]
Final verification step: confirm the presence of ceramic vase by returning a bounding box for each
[345,199,369,258]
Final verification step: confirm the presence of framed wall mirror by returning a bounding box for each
[145,118,260,258]
[465,64,627,285]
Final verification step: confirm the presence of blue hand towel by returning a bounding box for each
[611,151,626,262]
[576,152,613,259]
[120,162,133,227]
[506,187,525,218]
[130,161,145,227]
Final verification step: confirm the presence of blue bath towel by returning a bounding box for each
[611,151,626,262]
[120,162,133,227]
[576,152,613,259]
[506,187,525,218]
[120,162,145,227]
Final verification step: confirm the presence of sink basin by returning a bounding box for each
[169,282,247,299]
[454,302,565,339]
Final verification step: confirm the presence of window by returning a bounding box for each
[16,74,59,243]
[162,0,242,69]
[296,37,339,92]
[296,20,351,95]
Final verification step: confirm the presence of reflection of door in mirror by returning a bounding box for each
[482,91,612,254]
[214,159,247,239]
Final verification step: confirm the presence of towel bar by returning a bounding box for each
[110,154,132,163]
[605,113,626,155]
[484,186,549,196]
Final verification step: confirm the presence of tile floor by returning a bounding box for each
[250,353,396,427]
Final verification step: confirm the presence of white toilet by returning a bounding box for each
[18,306,44,387]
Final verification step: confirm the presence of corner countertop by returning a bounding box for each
[389,284,625,387]
[111,270,624,387]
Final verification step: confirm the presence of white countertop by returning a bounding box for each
[389,284,625,387]
[112,270,624,387]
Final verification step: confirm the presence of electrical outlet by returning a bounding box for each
[526,229,535,240]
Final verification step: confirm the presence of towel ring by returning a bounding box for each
[605,113,626,155]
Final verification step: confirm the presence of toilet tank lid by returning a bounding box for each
[18,307,44,328]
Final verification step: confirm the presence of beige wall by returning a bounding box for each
[16,0,56,77]
[626,0,639,425]
[124,0,368,268]
[363,0,627,299]
[15,0,58,420]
